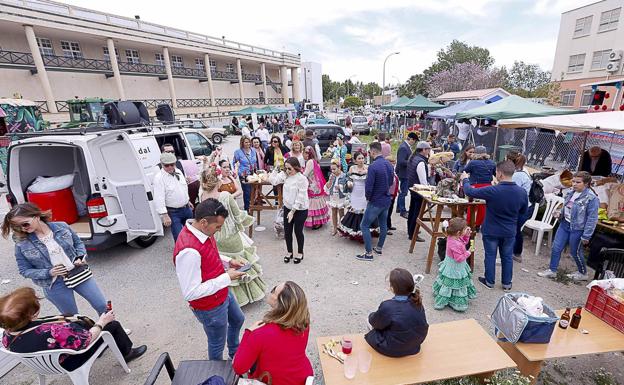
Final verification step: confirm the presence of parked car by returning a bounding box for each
[303,124,352,172]
[351,115,370,134]
[179,118,227,144]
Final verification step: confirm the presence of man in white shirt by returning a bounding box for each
[456,119,472,147]
[153,153,193,241]
[173,199,246,359]
[256,124,270,149]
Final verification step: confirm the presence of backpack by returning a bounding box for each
[528,175,544,205]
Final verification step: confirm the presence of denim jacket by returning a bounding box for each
[564,188,599,241]
[324,172,348,199]
[14,222,86,288]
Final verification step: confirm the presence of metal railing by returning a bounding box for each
[35,101,49,113]
[242,73,262,82]
[215,98,241,106]
[176,98,212,108]
[55,101,70,112]
[244,98,262,105]
[118,61,166,75]
[0,50,35,65]
[268,98,283,104]
[171,66,206,78]
[131,99,173,109]
[43,55,112,71]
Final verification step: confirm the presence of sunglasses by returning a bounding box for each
[272,140,279,143]
[163,150,175,154]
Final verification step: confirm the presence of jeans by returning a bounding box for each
[482,235,515,286]
[168,206,194,242]
[192,291,245,360]
[241,183,252,212]
[514,204,534,256]
[407,191,423,240]
[361,203,389,254]
[44,277,107,316]
[549,220,586,274]
[284,207,308,254]
[397,177,409,214]
[387,198,395,229]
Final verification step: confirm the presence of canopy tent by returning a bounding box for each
[498,111,624,133]
[399,95,445,111]
[427,100,487,119]
[456,95,579,120]
[228,106,270,116]
[380,96,411,110]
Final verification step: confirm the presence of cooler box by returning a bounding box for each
[497,145,522,162]
[27,187,79,224]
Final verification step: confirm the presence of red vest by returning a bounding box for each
[173,226,228,311]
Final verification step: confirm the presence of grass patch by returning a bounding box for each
[554,268,573,286]
[360,135,401,157]
[590,368,620,385]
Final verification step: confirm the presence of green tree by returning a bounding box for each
[362,82,382,99]
[322,74,333,101]
[507,61,551,97]
[342,96,363,108]
[398,74,427,97]
[423,40,495,79]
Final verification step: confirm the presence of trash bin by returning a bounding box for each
[497,145,522,162]
[27,187,79,224]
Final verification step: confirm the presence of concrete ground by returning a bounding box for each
[1,135,622,385]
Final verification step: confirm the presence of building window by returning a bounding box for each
[573,15,592,37]
[560,90,576,106]
[599,8,620,32]
[155,53,165,66]
[102,47,120,62]
[209,59,216,71]
[259,91,264,101]
[60,41,82,59]
[125,49,140,64]
[226,63,235,73]
[36,37,54,56]
[171,55,183,68]
[591,49,612,70]
[567,54,585,72]
[195,58,205,70]
[580,90,593,107]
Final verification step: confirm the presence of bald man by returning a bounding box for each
[581,146,612,177]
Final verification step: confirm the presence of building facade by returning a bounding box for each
[299,62,323,111]
[0,0,302,120]
[551,0,624,109]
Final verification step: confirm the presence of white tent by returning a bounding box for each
[498,111,624,133]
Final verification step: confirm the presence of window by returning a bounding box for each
[171,55,183,68]
[567,54,585,72]
[573,15,592,37]
[125,49,140,64]
[259,91,264,100]
[209,59,216,71]
[102,47,120,62]
[185,132,213,157]
[599,8,620,31]
[195,58,204,70]
[226,63,235,73]
[155,53,165,66]
[36,37,54,56]
[60,41,82,59]
[560,90,576,106]
[580,90,594,107]
[591,49,612,70]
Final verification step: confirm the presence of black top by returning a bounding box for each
[265,145,290,167]
[581,149,612,177]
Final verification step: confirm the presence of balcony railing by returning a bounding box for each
[215,98,241,106]
[243,73,262,82]
[172,66,206,77]
[35,101,49,113]
[268,98,283,104]
[131,99,173,109]
[43,55,112,71]
[55,101,70,112]
[177,98,212,108]
[0,50,35,65]
[244,98,262,105]
[212,70,238,81]
[118,61,166,75]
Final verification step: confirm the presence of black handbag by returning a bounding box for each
[63,264,93,289]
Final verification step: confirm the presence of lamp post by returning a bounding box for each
[382,52,400,104]
[346,74,357,97]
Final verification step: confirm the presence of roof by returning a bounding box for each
[456,95,580,120]
[498,111,624,133]
[580,77,624,87]
[434,88,511,101]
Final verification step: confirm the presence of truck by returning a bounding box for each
[59,98,113,128]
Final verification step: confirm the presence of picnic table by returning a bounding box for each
[316,319,516,385]
[245,181,283,237]
[498,309,624,385]
[408,189,486,273]
[596,220,624,236]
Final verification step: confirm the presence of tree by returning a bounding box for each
[362,82,382,99]
[507,61,551,97]
[426,62,507,97]
[424,40,495,79]
[322,74,333,101]
[342,96,363,108]
[398,74,427,97]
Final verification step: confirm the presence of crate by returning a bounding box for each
[585,286,624,333]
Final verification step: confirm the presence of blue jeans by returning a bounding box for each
[168,206,193,241]
[482,235,515,286]
[44,277,107,316]
[241,183,252,212]
[361,203,389,254]
[514,204,534,256]
[192,291,245,360]
[397,177,409,214]
[549,220,586,274]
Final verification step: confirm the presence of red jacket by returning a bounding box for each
[233,323,313,385]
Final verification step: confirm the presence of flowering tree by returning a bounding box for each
[426,62,507,97]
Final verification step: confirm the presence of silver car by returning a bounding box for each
[351,115,369,134]
[179,118,227,144]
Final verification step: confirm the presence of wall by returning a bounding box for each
[300,61,323,108]
[0,69,44,99]
[122,75,171,100]
[557,76,624,109]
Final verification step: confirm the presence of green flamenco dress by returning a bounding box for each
[432,237,477,312]
[214,191,267,306]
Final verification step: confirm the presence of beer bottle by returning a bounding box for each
[559,307,571,329]
[570,306,582,329]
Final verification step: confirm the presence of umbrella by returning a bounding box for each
[456,95,579,120]
[427,100,487,119]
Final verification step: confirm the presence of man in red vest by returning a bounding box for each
[173,198,247,359]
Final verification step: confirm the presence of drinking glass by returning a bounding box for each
[343,355,357,379]
[358,350,372,373]
[341,337,352,355]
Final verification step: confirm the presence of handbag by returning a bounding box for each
[63,264,93,289]
[238,372,272,385]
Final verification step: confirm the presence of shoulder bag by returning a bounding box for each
[63,264,93,289]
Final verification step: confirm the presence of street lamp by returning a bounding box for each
[346,74,357,96]
[382,52,400,104]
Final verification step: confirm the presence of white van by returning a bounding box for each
[6,125,213,251]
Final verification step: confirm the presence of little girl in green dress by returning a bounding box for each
[432,217,477,312]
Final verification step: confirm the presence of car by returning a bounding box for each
[303,124,353,172]
[351,115,370,134]
[179,118,227,144]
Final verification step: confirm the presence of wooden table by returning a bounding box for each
[245,181,283,237]
[316,319,516,385]
[498,309,624,385]
[597,220,624,235]
[408,189,486,273]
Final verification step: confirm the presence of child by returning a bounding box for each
[432,218,477,312]
[324,159,348,235]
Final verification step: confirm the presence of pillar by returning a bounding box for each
[236,58,245,105]
[24,25,57,113]
[162,47,177,108]
[291,67,300,103]
[261,63,268,104]
[280,65,289,104]
[106,38,125,100]
[204,53,215,106]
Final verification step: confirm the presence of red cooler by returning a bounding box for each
[27,187,79,224]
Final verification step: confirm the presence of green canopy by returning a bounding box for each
[456,95,579,120]
[380,96,411,110]
[399,95,444,111]
[228,106,268,116]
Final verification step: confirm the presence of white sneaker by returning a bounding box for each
[124,328,132,336]
[567,272,589,281]
[537,269,556,278]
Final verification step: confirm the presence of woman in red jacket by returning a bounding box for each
[233,281,313,385]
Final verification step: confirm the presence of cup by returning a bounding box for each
[343,354,357,379]
[341,337,353,355]
[358,350,372,373]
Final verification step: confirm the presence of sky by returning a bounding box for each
[64,0,595,85]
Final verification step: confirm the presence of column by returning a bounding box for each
[291,67,300,103]
[280,65,289,104]
[24,25,57,113]
[236,58,245,105]
[162,47,177,108]
[204,53,216,106]
[106,38,125,100]
[260,63,268,104]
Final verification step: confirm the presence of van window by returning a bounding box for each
[155,134,188,160]
[186,132,213,157]
[192,121,204,129]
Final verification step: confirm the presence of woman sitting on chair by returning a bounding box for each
[0,287,146,372]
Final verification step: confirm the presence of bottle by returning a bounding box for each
[106,301,112,312]
[570,306,582,329]
[559,307,571,329]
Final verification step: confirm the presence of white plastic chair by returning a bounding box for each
[0,328,20,378]
[305,376,314,385]
[522,194,564,256]
[0,331,130,385]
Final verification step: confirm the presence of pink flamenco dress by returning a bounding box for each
[304,159,330,228]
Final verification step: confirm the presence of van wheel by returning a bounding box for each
[128,235,157,249]
[212,134,223,144]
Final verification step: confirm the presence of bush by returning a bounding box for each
[342,96,363,108]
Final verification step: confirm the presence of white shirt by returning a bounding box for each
[174,222,232,302]
[40,232,74,271]
[457,122,471,141]
[416,162,429,186]
[564,192,581,222]
[349,136,362,144]
[153,167,190,215]
[269,171,309,210]
[242,126,251,138]
[256,128,270,142]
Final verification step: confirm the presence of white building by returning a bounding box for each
[433,88,511,105]
[299,62,323,110]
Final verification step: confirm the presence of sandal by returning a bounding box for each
[293,253,304,264]
[284,254,293,263]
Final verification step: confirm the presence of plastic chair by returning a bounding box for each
[0,331,130,385]
[596,248,624,279]
[0,328,20,378]
[522,194,564,256]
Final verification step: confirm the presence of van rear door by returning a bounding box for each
[87,133,163,237]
